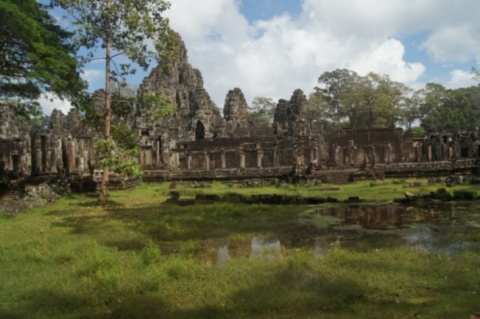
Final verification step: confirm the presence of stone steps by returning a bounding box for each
[0,183,21,202]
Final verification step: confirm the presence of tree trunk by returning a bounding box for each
[99,4,112,202]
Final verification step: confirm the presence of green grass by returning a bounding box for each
[0,180,480,318]
[173,178,480,202]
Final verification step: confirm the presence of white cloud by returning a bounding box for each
[64,0,480,110]
[447,69,477,89]
[422,25,480,63]
[81,69,104,89]
[38,93,73,115]
[351,39,426,83]
[60,0,479,112]
[165,0,435,107]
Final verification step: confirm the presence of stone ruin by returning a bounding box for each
[2,34,480,190]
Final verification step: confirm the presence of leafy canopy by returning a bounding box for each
[418,83,480,131]
[51,0,176,74]
[0,0,85,116]
[314,69,412,130]
[248,97,276,127]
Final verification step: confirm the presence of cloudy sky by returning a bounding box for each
[45,0,480,114]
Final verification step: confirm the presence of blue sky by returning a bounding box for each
[43,0,480,114]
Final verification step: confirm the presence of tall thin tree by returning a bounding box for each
[52,0,176,201]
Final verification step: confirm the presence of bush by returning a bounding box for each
[141,241,162,265]
[435,188,451,201]
[453,190,477,200]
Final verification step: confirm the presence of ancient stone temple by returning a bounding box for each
[133,34,325,179]
[2,33,480,184]
[0,102,30,175]
[30,108,95,176]
[135,35,224,169]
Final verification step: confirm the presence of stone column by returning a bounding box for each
[204,151,210,170]
[387,143,392,164]
[162,150,170,169]
[335,146,341,165]
[239,151,245,169]
[221,151,226,169]
[187,153,192,171]
[156,139,161,166]
[257,150,263,168]
[273,146,279,167]
[67,140,75,173]
[370,146,376,168]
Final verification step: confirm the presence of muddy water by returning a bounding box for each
[214,203,480,263]
[300,203,480,254]
[309,203,462,230]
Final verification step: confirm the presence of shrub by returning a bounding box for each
[453,190,477,200]
[141,241,162,265]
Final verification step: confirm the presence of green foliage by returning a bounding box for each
[248,96,276,127]
[314,69,412,130]
[93,138,142,177]
[140,92,176,120]
[52,0,175,72]
[410,126,426,137]
[0,0,85,115]
[418,83,480,131]
[453,190,477,200]
[140,241,162,265]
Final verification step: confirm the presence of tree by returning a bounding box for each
[308,93,343,135]
[398,89,422,130]
[314,69,361,127]
[419,83,480,131]
[248,97,276,127]
[52,0,176,202]
[0,0,85,117]
[314,69,412,130]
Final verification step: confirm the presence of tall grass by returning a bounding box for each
[0,181,479,318]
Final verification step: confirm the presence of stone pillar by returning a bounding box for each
[156,139,161,165]
[257,150,263,168]
[46,150,51,172]
[79,157,84,172]
[187,153,192,171]
[68,140,75,173]
[427,144,432,162]
[204,152,210,170]
[335,146,341,165]
[370,146,376,169]
[35,141,42,174]
[221,151,226,169]
[162,150,170,169]
[239,151,245,169]
[273,147,279,167]
[387,143,392,164]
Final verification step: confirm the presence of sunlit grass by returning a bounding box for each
[0,180,479,318]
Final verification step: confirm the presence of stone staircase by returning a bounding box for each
[0,182,22,208]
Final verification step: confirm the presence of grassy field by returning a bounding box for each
[1,180,480,318]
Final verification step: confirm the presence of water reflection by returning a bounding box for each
[404,225,471,255]
[213,204,479,263]
[312,204,461,230]
[216,245,229,266]
[250,237,282,259]
[314,238,340,259]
